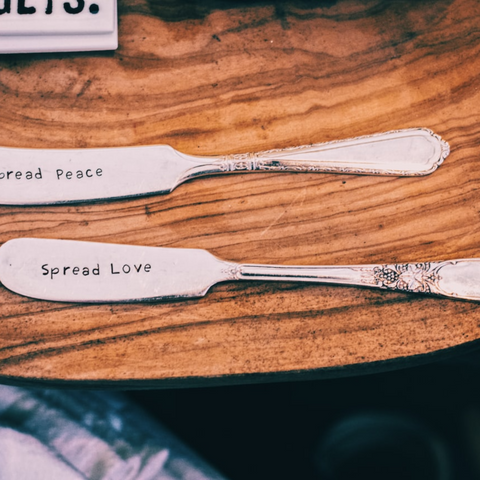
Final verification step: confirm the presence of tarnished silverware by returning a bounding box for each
[0,128,449,205]
[0,238,477,303]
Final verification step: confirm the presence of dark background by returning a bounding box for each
[130,350,480,479]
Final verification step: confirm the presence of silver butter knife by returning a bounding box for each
[0,128,449,205]
[0,238,478,303]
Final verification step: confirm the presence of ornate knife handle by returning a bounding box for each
[0,127,449,206]
[183,128,450,179]
[233,259,480,301]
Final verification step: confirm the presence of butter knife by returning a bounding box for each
[0,128,449,205]
[0,238,477,303]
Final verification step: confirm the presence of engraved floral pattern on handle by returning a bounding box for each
[222,264,242,280]
[372,262,444,294]
[218,153,259,172]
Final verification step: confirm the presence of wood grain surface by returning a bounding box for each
[1,0,480,387]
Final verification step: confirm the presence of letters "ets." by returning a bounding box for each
[0,0,99,16]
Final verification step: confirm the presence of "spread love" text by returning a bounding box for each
[41,262,152,279]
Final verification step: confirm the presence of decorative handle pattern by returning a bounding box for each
[229,259,480,301]
[371,262,444,294]
[211,128,450,177]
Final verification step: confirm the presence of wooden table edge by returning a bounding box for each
[1,338,479,390]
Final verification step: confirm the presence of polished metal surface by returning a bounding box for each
[0,128,449,205]
[0,238,230,302]
[0,238,478,303]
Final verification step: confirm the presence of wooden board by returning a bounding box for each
[1,0,480,387]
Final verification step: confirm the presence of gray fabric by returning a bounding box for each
[0,386,227,480]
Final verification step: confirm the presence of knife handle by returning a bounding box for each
[180,128,449,182]
[234,259,480,301]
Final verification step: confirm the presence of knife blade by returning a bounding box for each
[0,238,478,303]
[0,128,449,205]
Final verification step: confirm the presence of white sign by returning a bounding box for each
[0,0,117,52]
